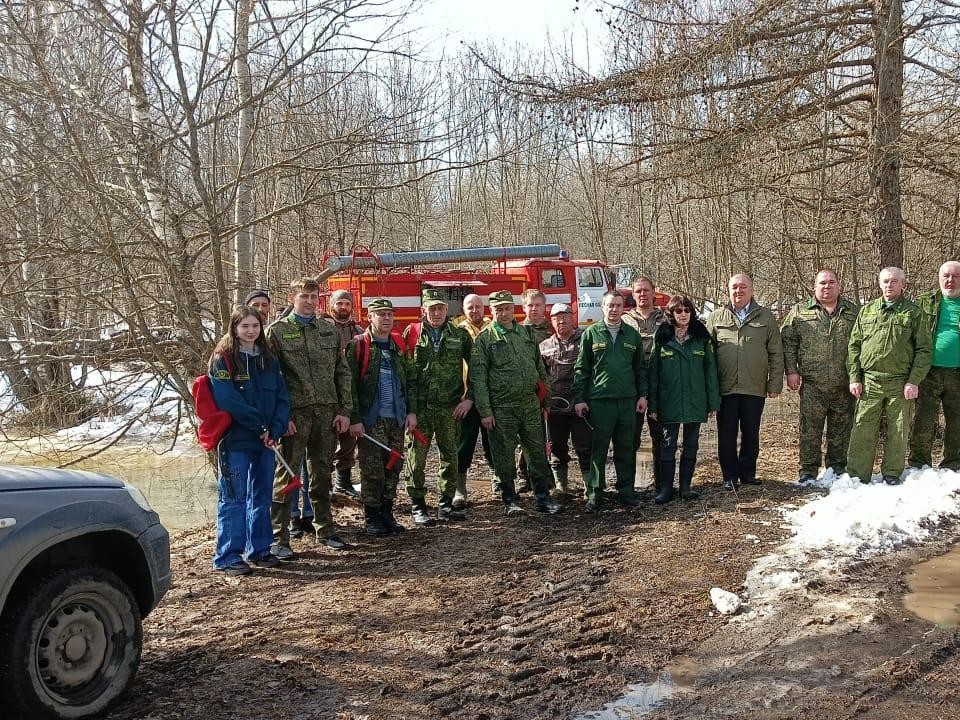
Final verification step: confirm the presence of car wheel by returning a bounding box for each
[0,565,142,720]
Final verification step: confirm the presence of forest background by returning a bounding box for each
[1,0,956,448]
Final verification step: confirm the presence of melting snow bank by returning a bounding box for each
[738,467,960,619]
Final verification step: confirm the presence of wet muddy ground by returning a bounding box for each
[103,409,960,720]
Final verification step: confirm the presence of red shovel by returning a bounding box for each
[362,433,405,470]
[271,444,303,496]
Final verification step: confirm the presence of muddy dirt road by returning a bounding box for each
[110,432,960,720]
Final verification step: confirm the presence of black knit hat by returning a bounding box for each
[244,289,270,305]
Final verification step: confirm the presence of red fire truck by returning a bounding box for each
[317,245,664,330]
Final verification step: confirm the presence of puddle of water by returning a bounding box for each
[904,544,960,627]
[573,657,700,719]
[1,444,215,531]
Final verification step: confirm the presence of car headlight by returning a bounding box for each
[124,483,155,513]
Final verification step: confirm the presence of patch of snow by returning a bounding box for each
[710,588,742,615]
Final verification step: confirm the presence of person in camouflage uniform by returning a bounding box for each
[622,276,666,492]
[847,267,932,484]
[517,288,552,490]
[325,289,365,497]
[401,289,473,525]
[909,261,960,471]
[470,290,564,515]
[346,298,418,536]
[456,293,493,506]
[266,277,352,559]
[780,269,859,482]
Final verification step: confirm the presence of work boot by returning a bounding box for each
[534,494,564,514]
[364,506,390,537]
[883,474,904,486]
[452,472,468,509]
[798,472,815,485]
[410,500,434,527]
[289,519,304,539]
[437,498,466,522]
[552,465,569,494]
[381,500,406,534]
[678,458,699,500]
[334,470,359,498]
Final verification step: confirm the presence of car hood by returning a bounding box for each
[0,464,125,492]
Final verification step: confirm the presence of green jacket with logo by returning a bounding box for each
[404,320,472,412]
[573,322,648,402]
[846,297,932,385]
[647,320,721,424]
[345,330,417,428]
[780,297,859,389]
[470,321,548,417]
[707,303,784,397]
[266,313,352,415]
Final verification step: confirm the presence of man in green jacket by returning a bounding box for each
[780,269,859,483]
[346,298,418,535]
[469,290,563,515]
[574,291,648,512]
[401,289,473,525]
[908,261,960,471]
[707,274,784,490]
[266,277,352,558]
[847,267,932,484]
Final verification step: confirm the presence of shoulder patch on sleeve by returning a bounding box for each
[213,370,231,380]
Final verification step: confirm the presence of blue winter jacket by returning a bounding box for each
[210,350,291,451]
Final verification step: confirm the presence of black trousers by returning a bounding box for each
[717,394,766,484]
[547,412,592,472]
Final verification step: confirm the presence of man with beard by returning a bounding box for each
[325,289,365,497]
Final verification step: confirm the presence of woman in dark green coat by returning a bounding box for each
[648,295,721,504]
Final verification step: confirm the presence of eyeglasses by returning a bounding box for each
[672,308,692,314]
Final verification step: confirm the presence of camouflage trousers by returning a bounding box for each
[908,366,960,471]
[847,376,914,482]
[798,382,855,476]
[402,403,460,502]
[487,399,552,503]
[358,417,405,511]
[271,404,337,545]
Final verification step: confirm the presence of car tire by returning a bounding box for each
[0,565,142,720]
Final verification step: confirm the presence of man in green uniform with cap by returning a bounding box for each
[346,298,418,535]
[909,260,960,471]
[402,288,473,525]
[470,289,564,515]
[847,267,932,484]
[780,269,859,483]
[267,277,352,559]
[574,291,647,512]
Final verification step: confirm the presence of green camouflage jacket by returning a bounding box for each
[847,297,932,385]
[404,320,472,411]
[780,297,859,389]
[345,330,417,428]
[470,321,548,417]
[523,319,553,344]
[266,314,351,414]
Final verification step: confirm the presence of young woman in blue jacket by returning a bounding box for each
[209,306,291,576]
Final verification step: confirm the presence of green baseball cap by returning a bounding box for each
[367,297,394,313]
[421,288,447,308]
[488,290,515,307]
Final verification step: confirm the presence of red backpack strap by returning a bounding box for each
[405,322,421,353]
[390,330,407,356]
[356,334,372,380]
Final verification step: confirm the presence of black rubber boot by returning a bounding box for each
[334,469,359,498]
[679,458,699,500]
[364,506,390,536]
[655,459,676,505]
[381,500,406,534]
[437,497,466,521]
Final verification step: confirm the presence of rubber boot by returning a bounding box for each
[553,465,569,494]
[410,499,434,527]
[381,500,406,534]
[334,469,358,498]
[437,496,466,521]
[655,459,676,505]
[452,472,468,509]
[364,506,390,536]
[679,458,699,500]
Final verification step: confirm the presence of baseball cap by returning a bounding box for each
[550,303,573,316]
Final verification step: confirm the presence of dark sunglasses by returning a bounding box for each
[672,308,692,314]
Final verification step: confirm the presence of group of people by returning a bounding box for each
[204,261,960,577]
